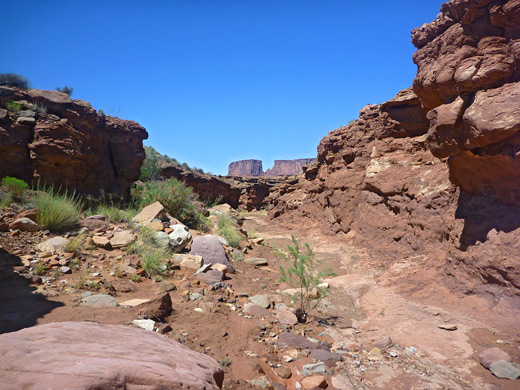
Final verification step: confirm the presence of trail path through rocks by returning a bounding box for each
[244,212,520,390]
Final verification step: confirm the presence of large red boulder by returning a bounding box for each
[0,321,224,389]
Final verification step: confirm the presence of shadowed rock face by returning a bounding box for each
[269,0,520,299]
[0,88,147,195]
[0,321,224,389]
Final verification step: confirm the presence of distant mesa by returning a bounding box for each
[228,158,316,177]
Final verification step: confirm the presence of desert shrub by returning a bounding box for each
[90,203,137,223]
[5,100,22,113]
[216,214,243,248]
[0,73,30,89]
[0,192,13,209]
[29,102,47,114]
[141,249,168,277]
[1,177,29,198]
[32,186,83,231]
[139,156,161,181]
[132,178,209,231]
[66,232,88,255]
[56,85,73,96]
[279,236,336,321]
[129,274,142,283]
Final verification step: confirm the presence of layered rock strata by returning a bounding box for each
[227,158,316,177]
[0,88,147,195]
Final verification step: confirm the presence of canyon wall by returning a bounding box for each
[227,159,263,177]
[269,0,520,298]
[0,88,148,195]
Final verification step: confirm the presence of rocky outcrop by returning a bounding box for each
[227,158,316,177]
[264,159,317,177]
[0,321,224,389]
[0,88,147,195]
[412,0,520,206]
[160,163,282,210]
[228,159,263,176]
[268,0,520,298]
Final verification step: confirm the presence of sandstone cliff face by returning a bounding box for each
[269,0,520,298]
[228,158,316,177]
[0,88,147,195]
[228,159,263,177]
[264,159,317,177]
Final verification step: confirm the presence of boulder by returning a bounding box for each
[174,254,204,271]
[16,208,38,222]
[36,236,71,252]
[276,306,298,326]
[489,360,520,380]
[249,294,270,309]
[133,201,166,225]
[0,322,224,389]
[9,218,39,232]
[197,269,224,285]
[92,236,111,249]
[301,375,327,389]
[152,231,171,249]
[79,216,108,231]
[168,224,192,250]
[190,235,235,272]
[479,347,512,369]
[243,303,270,318]
[137,293,172,321]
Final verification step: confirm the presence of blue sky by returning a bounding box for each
[2,1,441,175]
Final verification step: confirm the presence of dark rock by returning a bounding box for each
[137,293,173,322]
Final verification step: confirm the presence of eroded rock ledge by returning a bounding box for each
[0,88,148,195]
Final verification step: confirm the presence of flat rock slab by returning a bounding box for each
[119,298,151,307]
[278,332,327,350]
[245,257,268,266]
[479,347,512,369]
[80,294,118,307]
[0,321,224,389]
[133,201,166,225]
[244,303,270,318]
[9,218,39,232]
[489,360,520,380]
[249,294,270,309]
[197,269,224,285]
[37,236,71,253]
[302,362,326,376]
[110,230,135,248]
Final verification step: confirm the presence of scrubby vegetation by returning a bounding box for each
[0,73,30,89]
[132,178,209,231]
[5,100,22,113]
[56,85,74,96]
[32,187,83,231]
[216,214,243,248]
[1,177,29,199]
[279,236,336,321]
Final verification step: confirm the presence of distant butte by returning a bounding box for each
[228,158,316,177]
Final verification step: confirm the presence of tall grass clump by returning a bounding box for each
[141,249,168,277]
[89,203,137,223]
[132,178,209,231]
[33,186,83,231]
[216,214,243,248]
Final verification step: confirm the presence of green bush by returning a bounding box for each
[139,157,161,181]
[217,214,243,248]
[29,103,47,114]
[5,100,22,113]
[132,178,209,231]
[56,85,73,96]
[1,177,29,198]
[33,187,83,231]
[0,73,30,89]
[279,236,336,322]
[141,249,168,277]
[89,203,137,223]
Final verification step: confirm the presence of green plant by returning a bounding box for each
[0,73,30,89]
[1,177,28,198]
[87,281,100,290]
[139,156,161,182]
[69,258,79,269]
[154,275,163,282]
[66,232,87,255]
[141,249,168,277]
[216,214,243,248]
[29,102,47,114]
[90,203,137,223]
[0,192,13,209]
[5,100,22,113]
[132,178,209,231]
[34,262,46,276]
[32,186,83,231]
[56,85,73,96]
[219,357,231,367]
[129,274,141,283]
[247,231,258,239]
[74,266,88,289]
[279,236,336,322]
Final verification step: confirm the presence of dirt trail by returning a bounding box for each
[244,213,520,390]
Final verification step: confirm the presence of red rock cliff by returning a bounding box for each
[227,159,263,177]
[0,88,148,195]
[264,159,317,177]
[269,0,520,298]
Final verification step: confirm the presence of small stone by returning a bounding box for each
[489,360,520,380]
[276,366,292,379]
[80,294,117,307]
[249,294,270,309]
[168,224,192,250]
[59,266,71,274]
[276,306,298,326]
[244,257,268,266]
[373,335,392,349]
[197,270,224,285]
[30,275,43,284]
[119,299,151,307]
[438,324,457,331]
[17,117,36,125]
[243,303,270,318]
[302,362,326,376]
[110,230,136,248]
[9,218,39,232]
[194,308,204,313]
[250,376,268,389]
[210,263,228,274]
[132,319,155,331]
[145,221,164,231]
[174,254,203,271]
[152,231,170,249]
[301,375,327,389]
[92,236,111,249]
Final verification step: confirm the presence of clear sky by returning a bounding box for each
[2,1,441,175]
